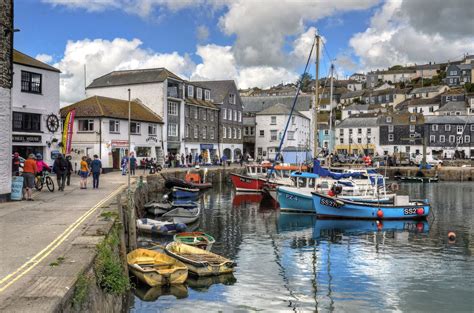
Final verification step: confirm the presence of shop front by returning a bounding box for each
[111,140,129,169]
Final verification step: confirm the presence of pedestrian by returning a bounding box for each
[90,155,102,189]
[181,153,185,167]
[22,154,37,201]
[129,152,137,176]
[35,153,51,176]
[121,155,128,175]
[86,155,92,168]
[12,152,21,176]
[53,154,68,191]
[65,155,73,186]
[198,153,203,164]
[79,156,90,189]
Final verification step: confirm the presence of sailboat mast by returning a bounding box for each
[329,63,334,154]
[313,34,320,157]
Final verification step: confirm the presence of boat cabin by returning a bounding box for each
[270,164,308,179]
[290,172,319,188]
[245,163,271,177]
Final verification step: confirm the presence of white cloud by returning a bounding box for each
[54,38,195,105]
[237,66,299,90]
[196,25,210,42]
[349,0,474,71]
[191,44,238,81]
[35,53,53,64]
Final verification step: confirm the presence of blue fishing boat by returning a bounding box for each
[311,192,430,220]
[172,186,199,199]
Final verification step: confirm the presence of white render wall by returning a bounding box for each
[255,114,311,160]
[11,63,61,164]
[336,126,383,154]
[0,87,12,197]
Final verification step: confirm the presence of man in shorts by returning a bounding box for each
[22,154,37,201]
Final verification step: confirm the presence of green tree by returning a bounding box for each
[389,65,404,70]
[297,72,313,92]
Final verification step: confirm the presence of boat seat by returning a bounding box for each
[394,195,410,206]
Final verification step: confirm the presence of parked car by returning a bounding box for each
[415,154,443,166]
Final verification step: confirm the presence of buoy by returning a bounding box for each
[416,222,424,232]
[376,220,383,231]
[416,208,424,216]
[328,190,335,197]
[448,231,456,242]
[377,209,384,219]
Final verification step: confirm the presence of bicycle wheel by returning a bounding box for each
[35,176,43,191]
[46,176,55,192]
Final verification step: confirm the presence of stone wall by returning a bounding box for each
[383,166,474,181]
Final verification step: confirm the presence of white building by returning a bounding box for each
[60,96,163,170]
[335,116,382,155]
[86,68,184,160]
[11,50,61,165]
[409,85,449,99]
[255,103,311,160]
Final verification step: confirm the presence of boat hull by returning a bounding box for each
[277,187,314,213]
[230,173,265,192]
[172,187,199,199]
[312,192,430,220]
[174,232,216,251]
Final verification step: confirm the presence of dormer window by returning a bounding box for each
[229,93,236,104]
[188,85,194,98]
[386,116,392,123]
[410,115,416,122]
[204,90,210,101]
[197,88,202,99]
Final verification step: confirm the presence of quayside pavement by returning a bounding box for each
[0,165,241,312]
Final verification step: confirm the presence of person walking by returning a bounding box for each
[79,156,90,189]
[22,154,37,201]
[53,154,68,191]
[12,152,21,176]
[35,153,51,176]
[90,155,102,189]
[121,155,128,175]
[129,152,137,176]
[65,155,73,186]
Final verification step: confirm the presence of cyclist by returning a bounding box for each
[35,153,51,177]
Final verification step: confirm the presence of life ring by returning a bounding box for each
[390,183,399,191]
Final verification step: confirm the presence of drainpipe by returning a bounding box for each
[99,117,102,159]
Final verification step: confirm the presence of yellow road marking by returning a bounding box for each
[0,185,126,293]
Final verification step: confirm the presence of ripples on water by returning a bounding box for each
[130,182,474,313]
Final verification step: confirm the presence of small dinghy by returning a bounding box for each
[172,187,200,199]
[165,242,235,277]
[185,172,212,190]
[137,218,187,235]
[145,201,199,216]
[173,232,216,251]
[127,248,188,287]
[162,206,201,224]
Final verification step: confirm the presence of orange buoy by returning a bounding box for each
[376,220,383,231]
[448,231,456,242]
[416,208,424,216]
[376,209,384,219]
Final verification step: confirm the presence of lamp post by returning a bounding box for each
[128,88,131,194]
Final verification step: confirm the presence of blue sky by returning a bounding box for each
[12,0,473,104]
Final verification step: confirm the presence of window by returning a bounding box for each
[167,123,177,137]
[368,137,371,143]
[349,129,353,135]
[457,136,463,144]
[471,125,474,131]
[131,122,141,134]
[270,130,277,141]
[148,124,157,136]
[258,147,263,155]
[449,135,455,143]
[185,106,189,118]
[339,138,343,144]
[388,125,394,133]
[292,116,296,125]
[202,109,207,120]
[388,134,394,142]
[439,135,445,143]
[109,120,120,133]
[12,112,41,132]
[339,129,344,136]
[188,85,194,97]
[445,124,451,131]
[367,128,372,135]
[228,109,232,120]
[465,135,470,143]
[194,107,198,119]
[194,126,199,138]
[234,110,237,121]
[78,119,94,132]
[349,138,353,144]
[259,130,264,137]
[210,127,215,140]
[21,71,42,94]
[186,124,190,138]
[270,116,277,125]
[197,88,202,99]
[386,95,389,101]
[204,90,210,101]
[324,130,329,135]
[410,115,416,122]
[430,135,435,143]
[457,125,464,133]
[168,102,178,116]
[288,131,295,140]
[203,126,207,139]
[432,124,438,131]
[238,111,242,122]
[410,125,415,132]
[357,128,362,134]
[357,138,362,143]
[386,116,392,123]
[233,128,237,139]
[223,108,227,120]
[238,128,241,139]
[223,127,227,138]
[229,93,236,104]
[228,127,232,139]
[210,111,214,121]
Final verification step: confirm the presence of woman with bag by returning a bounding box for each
[79,156,90,189]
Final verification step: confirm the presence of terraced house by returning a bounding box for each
[183,82,219,163]
[378,113,425,156]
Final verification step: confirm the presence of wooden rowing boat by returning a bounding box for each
[127,248,188,287]
[173,232,216,251]
[165,242,235,277]
[161,206,201,224]
[136,218,187,235]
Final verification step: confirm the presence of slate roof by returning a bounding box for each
[378,113,424,125]
[60,96,163,123]
[397,95,441,111]
[242,95,312,113]
[336,116,379,128]
[255,103,307,119]
[13,50,60,73]
[425,115,473,124]
[365,88,408,96]
[415,64,440,70]
[436,101,467,112]
[340,90,365,99]
[87,68,183,89]
[458,64,472,70]
[410,85,447,94]
[191,80,237,104]
[342,103,369,111]
[185,97,218,110]
[442,88,465,95]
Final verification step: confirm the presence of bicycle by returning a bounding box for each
[35,171,55,192]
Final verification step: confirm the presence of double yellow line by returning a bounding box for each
[0,186,125,293]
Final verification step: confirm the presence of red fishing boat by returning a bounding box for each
[229,163,271,192]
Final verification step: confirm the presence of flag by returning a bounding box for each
[62,109,75,154]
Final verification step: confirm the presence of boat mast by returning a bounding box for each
[329,63,334,158]
[313,34,320,158]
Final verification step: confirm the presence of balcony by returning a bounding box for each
[167,83,182,99]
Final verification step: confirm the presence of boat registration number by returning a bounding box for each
[320,198,341,208]
[239,177,252,183]
[403,208,417,215]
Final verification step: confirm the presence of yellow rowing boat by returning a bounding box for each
[127,248,188,287]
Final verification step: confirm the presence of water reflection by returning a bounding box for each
[130,181,474,313]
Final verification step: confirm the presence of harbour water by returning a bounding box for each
[129,181,474,312]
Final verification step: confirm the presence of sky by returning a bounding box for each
[13,0,474,105]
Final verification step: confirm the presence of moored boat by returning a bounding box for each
[136,218,187,235]
[185,172,212,189]
[165,242,235,276]
[161,206,201,224]
[230,173,266,192]
[172,186,200,199]
[395,175,439,183]
[311,192,430,220]
[173,232,216,251]
[127,248,188,287]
